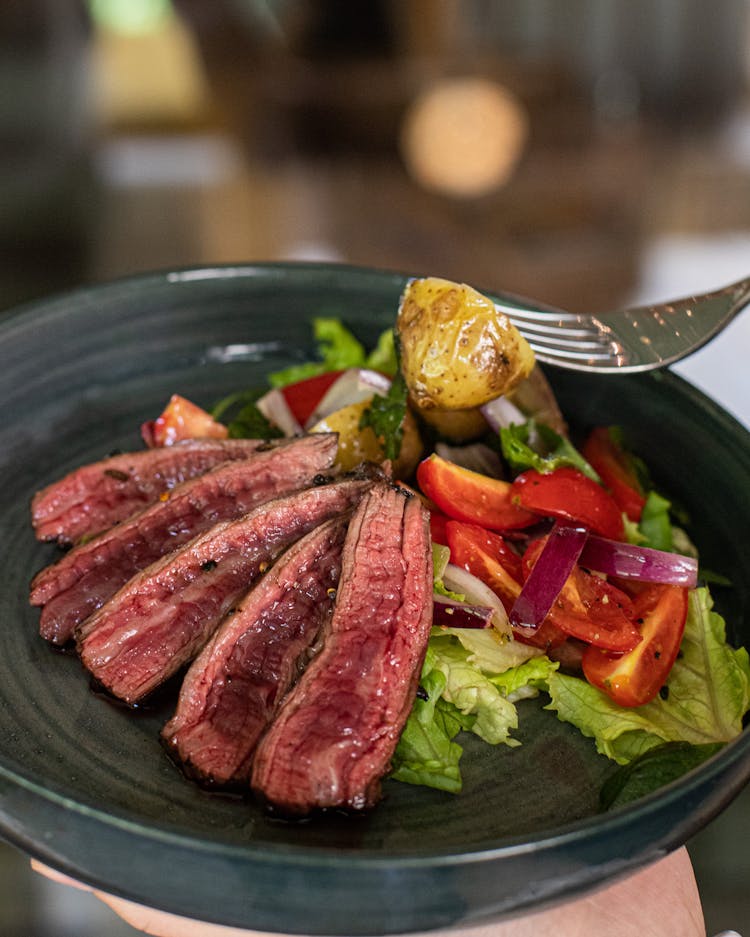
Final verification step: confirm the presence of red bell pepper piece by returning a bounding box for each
[582,427,646,522]
[280,370,344,426]
[511,466,625,540]
[582,583,688,707]
[416,455,536,532]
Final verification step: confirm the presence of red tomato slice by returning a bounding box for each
[281,371,343,425]
[522,538,641,652]
[511,467,625,540]
[582,583,688,707]
[417,455,536,531]
[582,427,646,522]
[141,395,228,447]
[446,521,523,584]
[430,511,450,546]
[443,520,568,651]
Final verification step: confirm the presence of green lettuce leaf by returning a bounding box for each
[545,588,750,764]
[599,741,724,810]
[426,634,521,746]
[638,490,674,551]
[391,631,555,792]
[268,319,395,387]
[390,658,466,793]
[499,420,600,482]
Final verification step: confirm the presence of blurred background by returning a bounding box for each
[1,1,750,934]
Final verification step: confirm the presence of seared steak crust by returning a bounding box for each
[250,483,433,814]
[162,516,347,786]
[30,434,338,646]
[31,438,267,545]
[77,478,372,705]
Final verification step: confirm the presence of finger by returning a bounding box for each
[93,893,270,937]
[440,847,704,937]
[30,859,92,893]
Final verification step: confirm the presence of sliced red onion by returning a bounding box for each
[304,368,391,429]
[434,441,505,478]
[509,523,588,630]
[433,595,493,629]
[255,388,303,436]
[480,395,526,433]
[580,535,698,587]
[442,562,510,634]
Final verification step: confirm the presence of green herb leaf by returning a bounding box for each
[359,369,408,461]
[500,420,600,481]
[599,741,724,810]
[210,389,282,439]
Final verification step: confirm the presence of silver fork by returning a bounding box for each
[494,276,750,373]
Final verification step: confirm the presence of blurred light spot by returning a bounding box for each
[94,135,242,187]
[89,0,172,35]
[400,77,528,199]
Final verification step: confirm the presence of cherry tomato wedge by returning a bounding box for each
[511,466,625,540]
[521,537,641,652]
[281,370,343,426]
[141,394,228,447]
[429,511,450,546]
[444,520,567,649]
[446,520,523,586]
[417,455,536,531]
[582,427,646,522]
[582,583,688,707]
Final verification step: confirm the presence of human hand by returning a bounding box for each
[32,846,705,937]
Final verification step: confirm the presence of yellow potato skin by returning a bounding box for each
[310,400,423,478]
[396,277,535,411]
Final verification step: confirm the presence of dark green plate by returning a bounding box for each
[0,263,748,934]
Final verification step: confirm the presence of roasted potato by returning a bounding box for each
[396,277,535,411]
[310,400,423,478]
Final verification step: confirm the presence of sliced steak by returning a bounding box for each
[162,515,347,786]
[31,433,338,646]
[31,438,267,545]
[250,483,433,815]
[77,477,372,706]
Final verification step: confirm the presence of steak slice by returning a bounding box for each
[30,433,338,646]
[31,438,267,545]
[77,477,372,706]
[250,483,433,815]
[162,515,347,786]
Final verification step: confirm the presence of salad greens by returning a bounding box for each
[269,318,397,388]
[546,588,750,764]
[599,741,725,810]
[499,420,600,482]
[211,389,283,439]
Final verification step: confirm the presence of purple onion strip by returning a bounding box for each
[509,523,588,630]
[433,596,494,629]
[580,535,698,587]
